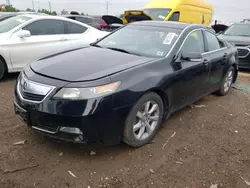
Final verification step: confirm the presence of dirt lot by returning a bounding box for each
[0,71,250,188]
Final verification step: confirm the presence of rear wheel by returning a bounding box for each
[123,92,164,147]
[0,60,6,81]
[216,66,234,96]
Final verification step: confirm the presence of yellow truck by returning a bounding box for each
[143,0,213,26]
[101,0,213,31]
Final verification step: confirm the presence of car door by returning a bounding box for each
[8,19,70,71]
[63,20,96,48]
[203,30,228,91]
[170,30,210,111]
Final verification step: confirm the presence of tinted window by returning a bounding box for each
[64,21,87,34]
[181,30,205,53]
[204,31,220,51]
[168,12,180,21]
[23,19,64,35]
[223,24,250,36]
[0,16,31,34]
[96,25,181,58]
[94,17,105,24]
[76,17,93,24]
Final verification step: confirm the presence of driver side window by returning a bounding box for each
[204,31,221,51]
[181,30,205,54]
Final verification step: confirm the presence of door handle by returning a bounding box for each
[221,53,228,65]
[203,59,208,65]
[222,53,228,61]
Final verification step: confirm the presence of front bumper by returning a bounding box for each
[237,47,250,69]
[14,77,132,146]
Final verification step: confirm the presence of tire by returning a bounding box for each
[0,59,6,81]
[216,66,235,96]
[123,92,164,147]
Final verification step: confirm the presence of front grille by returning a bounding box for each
[18,83,45,102]
[17,73,55,102]
[20,91,45,101]
[237,48,250,57]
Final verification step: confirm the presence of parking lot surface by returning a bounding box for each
[0,72,250,188]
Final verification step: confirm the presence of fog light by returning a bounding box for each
[59,127,83,134]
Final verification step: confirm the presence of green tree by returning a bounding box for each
[80,13,85,15]
[26,8,35,12]
[38,9,57,15]
[61,9,68,15]
[0,5,19,12]
[51,11,57,15]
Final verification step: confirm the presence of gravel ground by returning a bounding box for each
[0,71,250,188]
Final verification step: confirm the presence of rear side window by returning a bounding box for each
[76,17,93,24]
[94,17,105,24]
[204,31,220,51]
[181,30,205,53]
[64,21,87,34]
[23,19,64,35]
[168,12,180,21]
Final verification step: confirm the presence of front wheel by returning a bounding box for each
[216,66,235,96]
[123,92,164,147]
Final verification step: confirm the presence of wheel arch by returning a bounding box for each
[146,87,169,118]
[0,55,8,73]
[232,63,238,83]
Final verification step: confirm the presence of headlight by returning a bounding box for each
[53,81,121,100]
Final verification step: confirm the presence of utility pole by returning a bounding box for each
[6,0,10,5]
[32,0,35,11]
[106,0,109,15]
[48,1,51,12]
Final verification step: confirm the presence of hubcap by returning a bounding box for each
[133,101,160,140]
[224,70,233,92]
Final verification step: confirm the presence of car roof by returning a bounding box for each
[61,15,94,19]
[16,14,82,21]
[130,21,209,31]
[232,22,250,25]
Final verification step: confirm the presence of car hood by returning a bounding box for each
[218,35,250,46]
[30,47,154,82]
[102,15,123,25]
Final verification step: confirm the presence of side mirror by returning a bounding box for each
[181,52,202,61]
[17,30,31,38]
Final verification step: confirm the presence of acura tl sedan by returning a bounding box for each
[14,21,238,147]
[0,14,109,80]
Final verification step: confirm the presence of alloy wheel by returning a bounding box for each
[224,70,233,92]
[133,101,160,140]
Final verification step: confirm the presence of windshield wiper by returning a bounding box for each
[107,47,141,56]
[90,43,103,48]
[107,47,131,53]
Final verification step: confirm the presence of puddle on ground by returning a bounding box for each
[234,83,250,93]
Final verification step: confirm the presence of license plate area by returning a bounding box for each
[14,102,29,123]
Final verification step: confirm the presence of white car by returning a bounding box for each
[0,14,109,80]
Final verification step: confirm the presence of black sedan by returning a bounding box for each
[14,21,238,147]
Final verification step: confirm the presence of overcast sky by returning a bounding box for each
[2,0,250,24]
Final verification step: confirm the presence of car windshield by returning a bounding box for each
[223,24,250,36]
[0,15,31,34]
[95,25,181,58]
[143,8,171,20]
